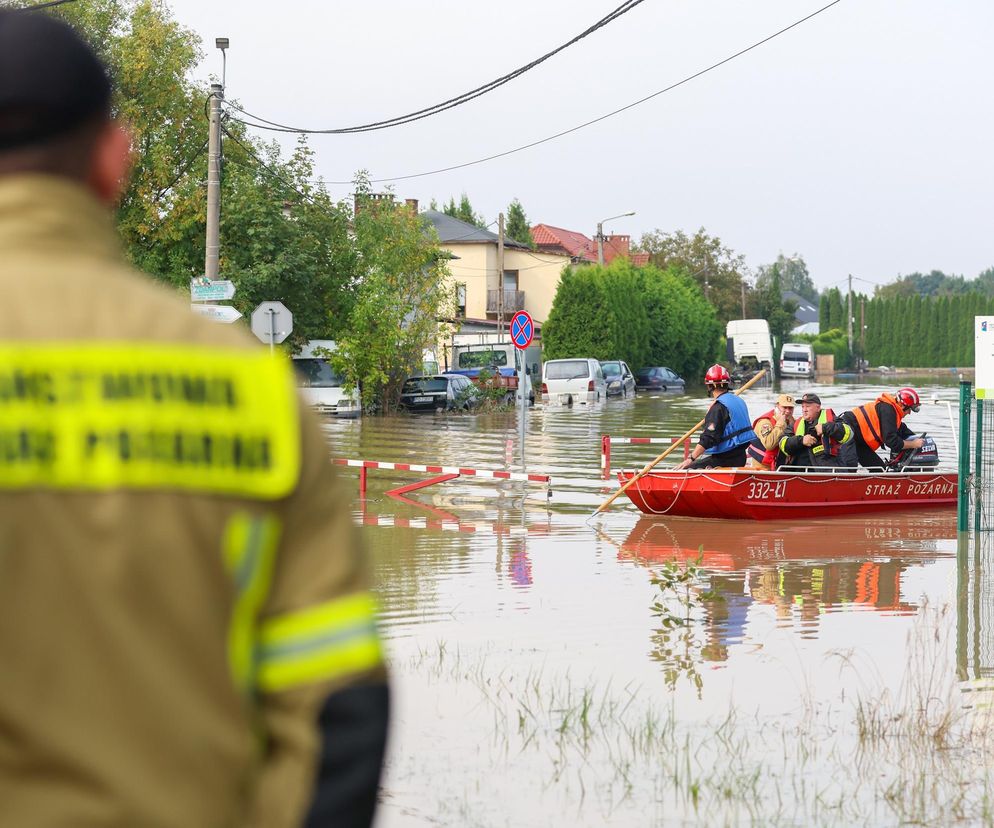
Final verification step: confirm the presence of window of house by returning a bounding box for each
[456,283,466,317]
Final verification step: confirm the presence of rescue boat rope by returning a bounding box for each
[632,469,691,515]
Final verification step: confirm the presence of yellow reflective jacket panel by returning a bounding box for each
[0,176,384,828]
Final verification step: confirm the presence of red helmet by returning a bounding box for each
[896,387,920,412]
[704,364,731,386]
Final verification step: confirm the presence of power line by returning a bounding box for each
[299,0,841,185]
[226,0,648,135]
[222,127,504,246]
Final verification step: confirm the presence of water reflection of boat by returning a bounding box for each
[618,468,957,520]
[619,512,956,570]
[625,514,956,653]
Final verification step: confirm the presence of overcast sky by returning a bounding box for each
[166,0,992,292]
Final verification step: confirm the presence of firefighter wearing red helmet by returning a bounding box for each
[838,386,924,469]
[674,364,756,470]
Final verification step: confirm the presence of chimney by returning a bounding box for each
[405,198,419,214]
[604,234,631,262]
[354,192,396,216]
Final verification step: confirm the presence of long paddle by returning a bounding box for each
[588,368,767,518]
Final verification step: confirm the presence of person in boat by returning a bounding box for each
[838,387,925,470]
[674,364,755,470]
[745,393,796,470]
[778,392,854,470]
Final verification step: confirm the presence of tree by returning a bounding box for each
[442,194,486,228]
[56,0,208,284]
[754,254,818,302]
[636,228,747,325]
[827,288,844,332]
[61,1,451,408]
[542,269,617,365]
[218,137,356,347]
[818,293,830,333]
[542,260,719,379]
[331,181,454,411]
[975,267,994,294]
[875,269,969,298]
[505,198,535,248]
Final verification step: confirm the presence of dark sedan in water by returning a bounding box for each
[635,366,685,392]
[399,374,480,412]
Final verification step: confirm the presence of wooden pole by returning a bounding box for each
[589,369,767,518]
[497,212,505,340]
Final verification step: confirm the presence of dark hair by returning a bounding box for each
[0,10,113,178]
[0,112,109,179]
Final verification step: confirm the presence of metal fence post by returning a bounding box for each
[975,397,984,532]
[958,380,972,532]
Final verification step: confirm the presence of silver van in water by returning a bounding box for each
[291,340,361,418]
[780,343,815,378]
[541,358,606,405]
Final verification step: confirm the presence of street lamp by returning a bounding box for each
[215,37,229,89]
[596,211,635,266]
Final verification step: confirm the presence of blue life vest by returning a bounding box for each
[706,393,756,454]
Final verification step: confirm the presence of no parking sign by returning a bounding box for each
[510,310,534,350]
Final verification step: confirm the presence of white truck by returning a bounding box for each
[446,332,540,404]
[725,319,774,376]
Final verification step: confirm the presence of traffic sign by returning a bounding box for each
[251,301,293,346]
[191,304,242,323]
[510,310,534,350]
[191,279,236,302]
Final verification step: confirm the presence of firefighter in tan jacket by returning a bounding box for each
[745,393,796,470]
[0,13,387,827]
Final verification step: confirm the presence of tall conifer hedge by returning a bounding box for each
[542,261,720,379]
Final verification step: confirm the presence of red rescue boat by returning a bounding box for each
[617,468,958,521]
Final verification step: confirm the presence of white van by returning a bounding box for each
[541,358,606,405]
[726,319,774,371]
[291,340,361,418]
[780,343,815,377]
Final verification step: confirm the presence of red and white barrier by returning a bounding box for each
[333,457,551,495]
[359,512,552,537]
[601,434,691,478]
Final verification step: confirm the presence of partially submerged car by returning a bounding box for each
[635,366,685,392]
[398,374,480,413]
[600,360,636,397]
[541,358,606,406]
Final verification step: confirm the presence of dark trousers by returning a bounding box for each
[689,445,748,469]
[838,412,885,469]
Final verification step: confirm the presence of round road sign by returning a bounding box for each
[510,310,534,350]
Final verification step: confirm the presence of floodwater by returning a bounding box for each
[321,375,994,827]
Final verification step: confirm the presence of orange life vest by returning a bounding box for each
[745,409,780,469]
[851,394,903,451]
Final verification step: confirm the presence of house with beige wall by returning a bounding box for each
[425,210,570,326]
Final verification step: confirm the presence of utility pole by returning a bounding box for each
[497,212,505,339]
[740,280,747,318]
[204,82,223,280]
[596,221,604,266]
[860,296,866,371]
[847,273,854,364]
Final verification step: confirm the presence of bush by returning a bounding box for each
[543,261,719,378]
[797,327,849,367]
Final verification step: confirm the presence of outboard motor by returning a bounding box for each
[888,435,939,470]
